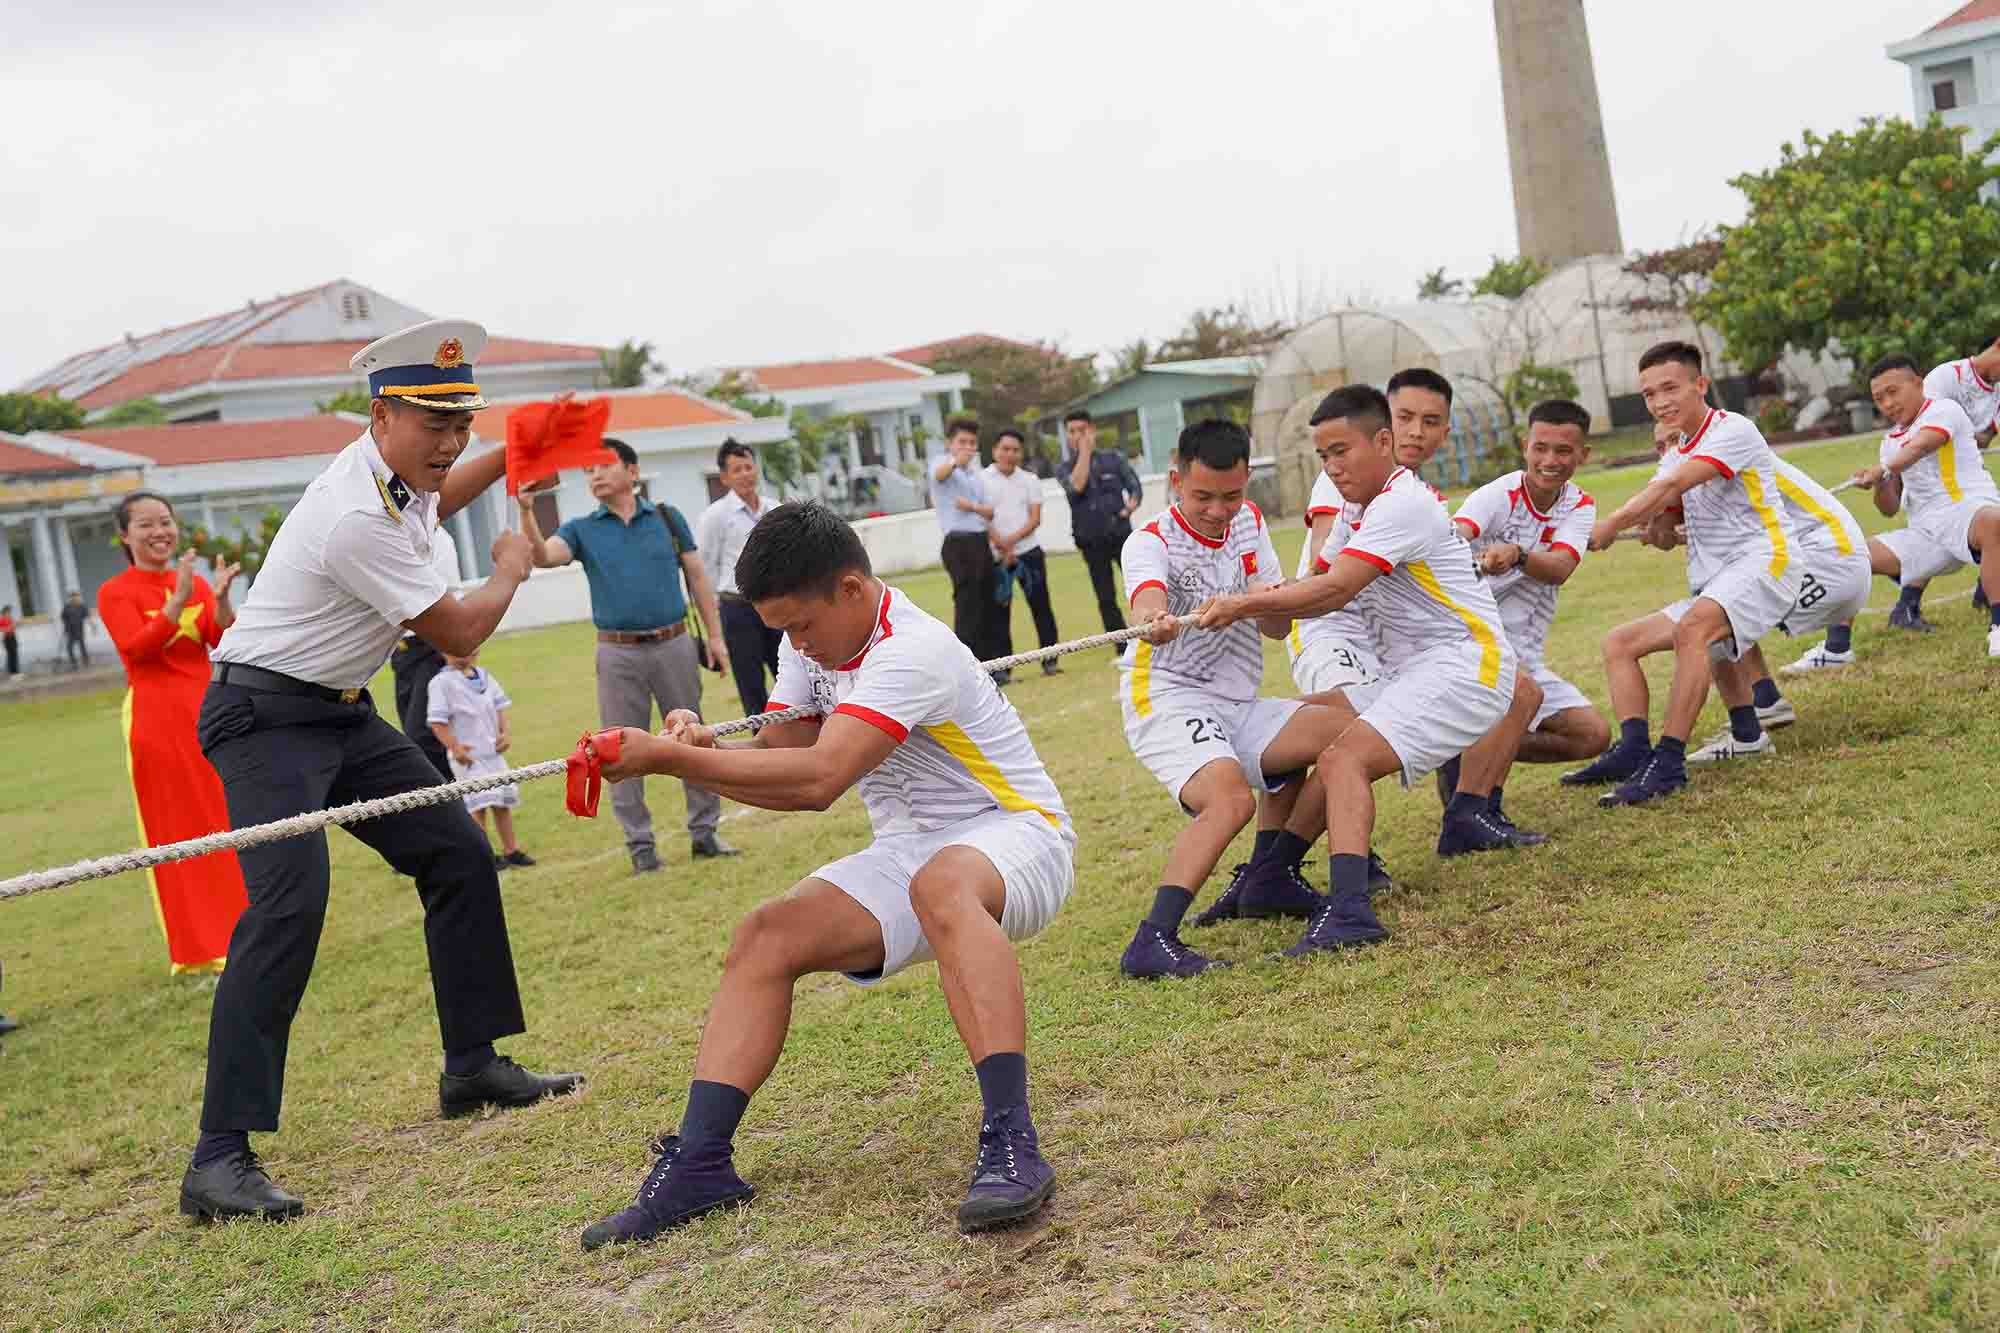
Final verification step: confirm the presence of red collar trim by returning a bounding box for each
[1379,466,1409,495]
[1510,479,1565,521]
[1888,401,1932,439]
[1973,363,1993,392]
[836,585,894,672]
[1168,504,1225,549]
[1678,409,1719,453]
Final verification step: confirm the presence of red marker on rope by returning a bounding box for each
[564,729,624,817]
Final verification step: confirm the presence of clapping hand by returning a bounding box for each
[212,558,242,601]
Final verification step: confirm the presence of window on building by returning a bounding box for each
[1934,79,1959,112]
[339,290,372,322]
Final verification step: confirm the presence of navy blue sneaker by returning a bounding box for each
[1366,851,1395,894]
[580,1134,755,1251]
[1436,806,1517,856]
[1887,602,1937,633]
[1560,742,1649,787]
[1120,922,1228,980]
[1283,892,1389,957]
[1234,861,1326,920]
[1489,798,1549,848]
[1188,864,1248,928]
[956,1105,1056,1232]
[1597,752,1689,809]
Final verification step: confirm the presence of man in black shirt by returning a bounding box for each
[59,591,90,669]
[1058,410,1144,642]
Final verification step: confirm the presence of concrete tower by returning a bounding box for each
[1494,0,1624,264]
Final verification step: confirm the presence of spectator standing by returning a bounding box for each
[1059,410,1144,649]
[0,605,17,676]
[515,437,739,871]
[929,417,1007,677]
[426,647,534,870]
[60,590,91,669]
[390,524,462,780]
[696,439,784,714]
[983,428,1062,676]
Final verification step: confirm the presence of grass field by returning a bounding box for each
[3,434,1998,1331]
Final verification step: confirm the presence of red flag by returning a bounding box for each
[504,395,615,495]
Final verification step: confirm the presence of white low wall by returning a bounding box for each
[490,471,1175,635]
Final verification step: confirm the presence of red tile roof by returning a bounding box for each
[739,357,928,391]
[1932,0,2000,30]
[69,335,604,411]
[471,391,739,442]
[886,334,1045,366]
[63,416,363,466]
[0,439,89,475]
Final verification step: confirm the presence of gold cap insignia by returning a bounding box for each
[433,338,465,369]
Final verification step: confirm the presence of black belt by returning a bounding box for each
[720,591,751,605]
[211,662,367,705]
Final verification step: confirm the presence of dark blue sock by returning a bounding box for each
[192,1130,248,1170]
[1655,736,1687,772]
[1728,705,1761,743]
[1488,786,1505,815]
[1990,597,1999,627]
[1145,885,1194,931]
[1267,830,1312,868]
[1751,678,1780,710]
[1251,829,1278,862]
[1446,792,1487,820]
[444,1042,495,1077]
[1619,717,1650,750]
[974,1051,1029,1119]
[1897,583,1924,611]
[679,1079,751,1152]
[1438,754,1462,797]
[1826,623,1853,654]
[1328,853,1370,901]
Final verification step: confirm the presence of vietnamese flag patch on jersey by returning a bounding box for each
[1241,551,1259,577]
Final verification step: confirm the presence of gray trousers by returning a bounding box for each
[595,635,721,848]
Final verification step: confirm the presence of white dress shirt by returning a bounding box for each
[213,432,450,689]
[980,463,1045,555]
[696,488,775,596]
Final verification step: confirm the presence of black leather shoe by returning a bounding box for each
[690,834,739,859]
[179,1150,304,1222]
[439,1055,584,1119]
[631,846,662,874]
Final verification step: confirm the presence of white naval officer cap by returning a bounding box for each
[349,318,489,412]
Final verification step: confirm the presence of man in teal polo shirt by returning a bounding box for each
[517,439,739,870]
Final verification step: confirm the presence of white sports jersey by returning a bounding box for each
[1662,409,1797,592]
[1882,397,2000,520]
[1771,457,1866,564]
[1288,470,1380,665]
[767,585,1069,839]
[1923,358,2000,436]
[1342,467,1511,688]
[1120,502,1281,711]
[1450,470,1594,667]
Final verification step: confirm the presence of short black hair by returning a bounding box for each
[1386,367,1454,407]
[1309,384,1391,437]
[1062,409,1093,427]
[1527,399,1592,434]
[1176,417,1251,471]
[994,427,1025,446]
[604,437,639,468]
[1638,340,1704,375]
[945,417,980,440]
[736,501,872,602]
[716,437,754,472]
[1867,353,1919,381]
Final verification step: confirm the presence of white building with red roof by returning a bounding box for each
[1890,3,2000,184]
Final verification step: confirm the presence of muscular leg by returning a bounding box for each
[1516,707,1611,764]
[1973,509,2000,611]
[1163,761,1257,893]
[1319,721,1404,857]
[1454,669,1541,800]
[1663,598,1736,742]
[1605,612,1677,726]
[909,846,1019,1063]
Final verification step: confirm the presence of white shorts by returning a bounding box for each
[1912,496,2000,566]
[1665,560,1802,662]
[1776,552,1870,636]
[450,753,519,813]
[1289,634,1383,698]
[1529,665,1591,732]
[1361,643,1516,787]
[1123,690,1305,807]
[1876,526,1962,584]
[812,809,1076,987]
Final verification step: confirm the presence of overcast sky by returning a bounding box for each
[1,0,1961,386]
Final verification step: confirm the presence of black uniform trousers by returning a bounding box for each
[719,594,784,715]
[940,531,1006,663]
[390,635,453,781]
[1076,537,1127,636]
[195,682,526,1132]
[994,547,1060,659]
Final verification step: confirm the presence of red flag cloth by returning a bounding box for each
[565,729,625,817]
[97,566,249,973]
[504,396,614,495]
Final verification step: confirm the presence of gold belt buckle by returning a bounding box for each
[340,688,361,704]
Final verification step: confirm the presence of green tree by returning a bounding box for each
[1471,254,1551,300]
[89,397,168,427]
[1697,116,2000,373]
[1417,267,1465,301]
[315,388,372,415]
[181,506,287,573]
[1155,305,1290,362]
[0,391,85,435]
[599,339,661,389]
[1110,338,1152,378]
[1503,362,1582,424]
[928,339,1097,451]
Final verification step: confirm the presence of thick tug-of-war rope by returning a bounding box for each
[0,616,1200,903]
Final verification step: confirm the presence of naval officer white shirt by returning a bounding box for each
[212,431,453,690]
